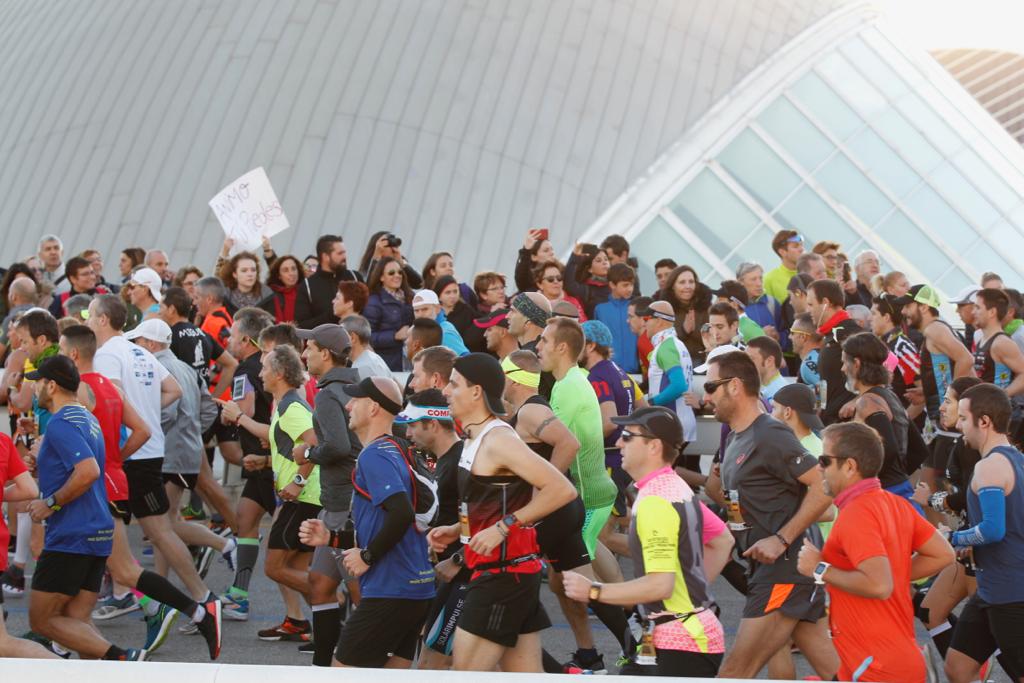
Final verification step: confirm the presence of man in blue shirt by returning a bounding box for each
[25,355,145,661]
[413,289,469,356]
[301,376,435,668]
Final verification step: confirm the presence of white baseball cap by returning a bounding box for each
[949,285,981,306]
[412,289,440,307]
[125,318,172,345]
[694,344,743,374]
[130,267,163,303]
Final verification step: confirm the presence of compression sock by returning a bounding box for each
[542,649,564,673]
[928,615,957,658]
[312,603,342,667]
[14,513,31,565]
[232,538,260,593]
[591,601,636,652]
[136,570,200,618]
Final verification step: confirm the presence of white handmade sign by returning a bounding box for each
[209,167,289,251]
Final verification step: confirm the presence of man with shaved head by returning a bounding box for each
[638,300,697,452]
[300,375,435,669]
[1,277,37,357]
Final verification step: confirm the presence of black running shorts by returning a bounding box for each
[124,458,170,519]
[949,594,1024,677]
[268,501,322,552]
[423,579,469,655]
[335,597,431,666]
[742,581,826,622]
[109,499,132,525]
[458,571,551,647]
[32,550,107,596]
[241,469,277,515]
[534,497,590,573]
[162,472,199,490]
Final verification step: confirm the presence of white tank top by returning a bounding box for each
[459,417,515,474]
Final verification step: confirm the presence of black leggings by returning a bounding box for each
[655,649,722,677]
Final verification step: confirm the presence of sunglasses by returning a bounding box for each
[620,429,653,443]
[542,276,563,283]
[384,269,403,276]
[789,329,811,337]
[817,454,848,468]
[703,376,735,394]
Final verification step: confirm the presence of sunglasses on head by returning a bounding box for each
[703,376,735,394]
[817,453,848,468]
[620,429,653,443]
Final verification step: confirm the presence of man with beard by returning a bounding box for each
[304,235,363,328]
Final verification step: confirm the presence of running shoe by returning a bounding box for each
[298,641,315,655]
[195,545,216,579]
[1,566,25,597]
[195,596,223,660]
[257,617,311,642]
[181,504,207,521]
[143,603,179,653]
[21,630,66,658]
[179,621,199,635]
[220,592,249,621]
[92,593,140,620]
[124,648,149,661]
[563,651,608,675]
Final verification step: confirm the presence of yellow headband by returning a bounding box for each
[500,355,540,388]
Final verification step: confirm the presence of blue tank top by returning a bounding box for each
[920,320,955,420]
[968,445,1024,604]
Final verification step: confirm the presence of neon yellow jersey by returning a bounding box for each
[269,390,321,506]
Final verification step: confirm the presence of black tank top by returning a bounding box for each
[509,395,556,462]
[973,332,1013,389]
[865,386,910,488]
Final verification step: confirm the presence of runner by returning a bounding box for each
[295,323,362,666]
[704,350,838,679]
[945,383,1024,682]
[61,324,223,656]
[399,389,467,670]
[897,284,974,423]
[796,422,954,682]
[563,407,727,678]
[408,345,457,394]
[23,356,145,661]
[973,288,1024,397]
[300,376,435,668]
[429,353,577,672]
[870,293,920,407]
[806,279,862,425]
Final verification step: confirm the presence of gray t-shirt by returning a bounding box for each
[352,349,392,379]
[720,414,818,585]
[155,349,204,474]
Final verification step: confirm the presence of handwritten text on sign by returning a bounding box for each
[209,167,289,251]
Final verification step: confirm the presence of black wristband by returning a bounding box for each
[774,532,790,548]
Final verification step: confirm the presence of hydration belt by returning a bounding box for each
[472,553,540,572]
[650,606,710,626]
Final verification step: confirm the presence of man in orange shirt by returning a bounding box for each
[798,422,954,682]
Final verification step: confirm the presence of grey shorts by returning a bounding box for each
[310,509,354,582]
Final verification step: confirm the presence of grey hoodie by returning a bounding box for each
[307,366,362,511]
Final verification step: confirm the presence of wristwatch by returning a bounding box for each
[501,513,520,530]
[813,561,831,585]
[292,473,307,487]
[588,581,603,602]
[451,552,464,567]
[44,495,61,512]
[360,549,375,566]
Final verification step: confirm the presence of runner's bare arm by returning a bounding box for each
[931,324,974,378]
[116,385,152,459]
[797,539,893,599]
[159,373,182,408]
[909,530,955,581]
[3,469,38,502]
[520,403,579,474]
[562,570,674,606]
[487,428,577,526]
[210,349,238,397]
[992,336,1024,397]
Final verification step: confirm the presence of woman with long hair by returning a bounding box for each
[260,255,313,325]
[660,264,713,360]
[422,251,478,309]
[533,260,586,321]
[357,230,423,289]
[563,243,610,318]
[219,251,272,312]
[119,247,146,284]
[363,256,414,371]
[514,228,557,292]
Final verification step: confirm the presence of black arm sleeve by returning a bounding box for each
[905,420,929,472]
[864,411,901,476]
[514,248,535,293]
[365,491,415,560]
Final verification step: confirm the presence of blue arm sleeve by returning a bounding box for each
[651,365,688,406]
[951,487,1006,547]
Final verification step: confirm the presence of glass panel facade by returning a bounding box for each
[631,215,714,282]
[624,20,1024,301]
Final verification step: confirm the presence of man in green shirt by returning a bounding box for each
[763,230,804,305]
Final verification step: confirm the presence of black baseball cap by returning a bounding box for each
[611,407,684,453]
[453,352,506,416]
[25,355,80,393]
[473,309,509,329]
[341,377,404,415]
[772,383,824,431]
[787,273,814,294]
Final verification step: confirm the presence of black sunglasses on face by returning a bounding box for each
[818,454,848,468]
[620,429,653,443]
[543,275,563,283]
[703,376,735,394]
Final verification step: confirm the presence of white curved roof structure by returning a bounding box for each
[0,0,847,278]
